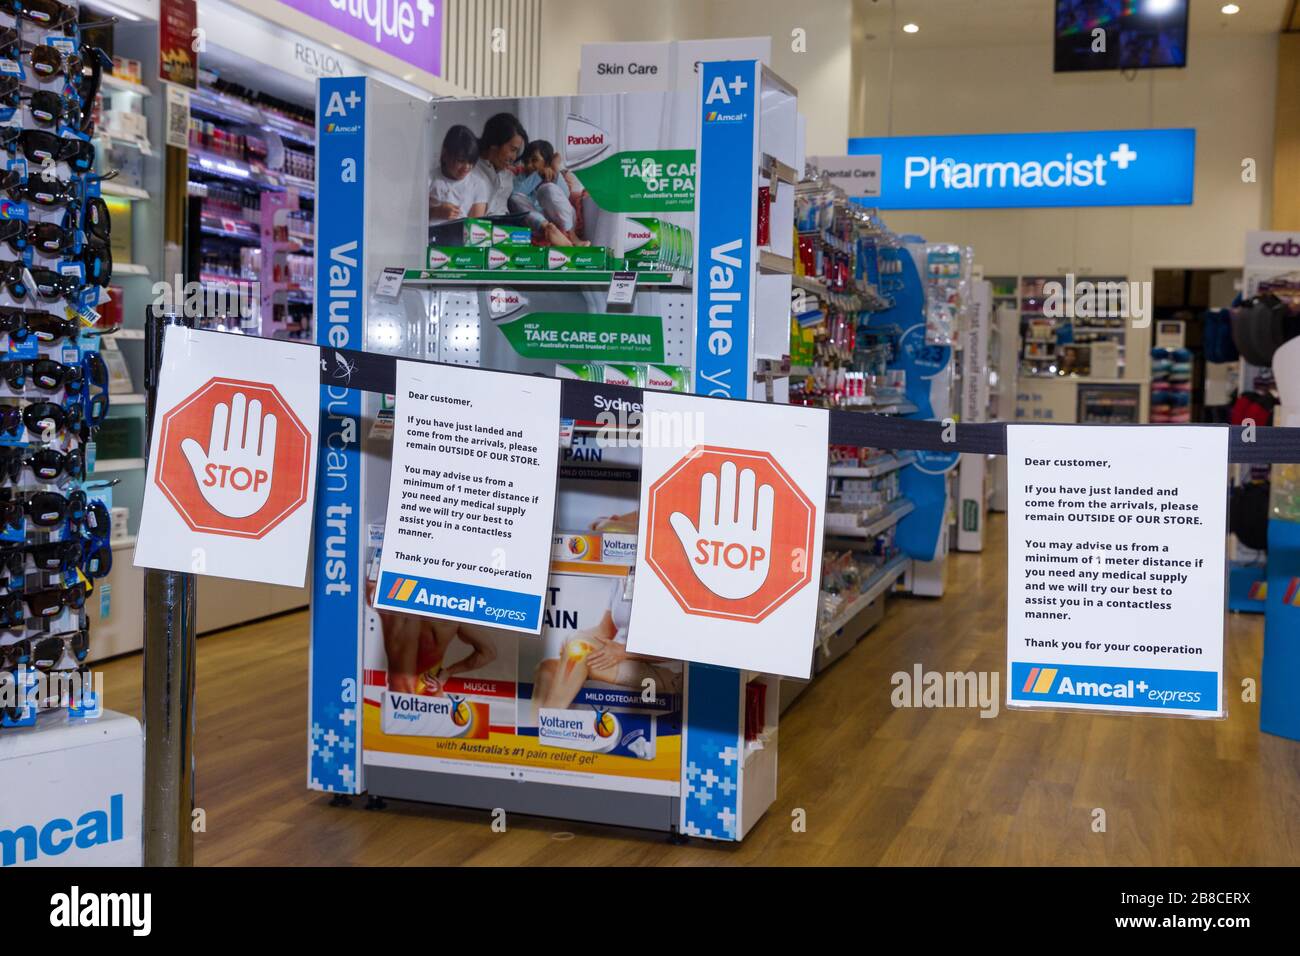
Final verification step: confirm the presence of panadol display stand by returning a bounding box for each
[308,64,800,840]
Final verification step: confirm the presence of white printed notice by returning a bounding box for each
[1007,425,1228,717]
[373,363,561,634]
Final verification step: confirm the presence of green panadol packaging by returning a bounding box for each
[426,245,486,270]
[546,247,609,271]
[644,364,690,392]
[554,363,602,382]
[491,225,533,246]
[486,246,546,270]
[462,218,492,247]
[601,364,644,387]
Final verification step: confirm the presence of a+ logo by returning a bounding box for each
[1135,680,1149,693]
[1109,143,1137,170]
[728,74,749,97]
[416,0,437,28]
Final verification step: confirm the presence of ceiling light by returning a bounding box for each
[902,23,919,34]
[1143,0,1178,14]
[1221,3,1240,13]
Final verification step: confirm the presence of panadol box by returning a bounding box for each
[546,247,609,270]
[427,245,486,270]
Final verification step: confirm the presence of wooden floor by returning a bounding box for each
[99,515,1300,865]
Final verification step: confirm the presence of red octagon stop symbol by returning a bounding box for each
[645,445,817,623]
[154,377,312,539]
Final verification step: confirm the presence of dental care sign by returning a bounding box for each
[135,329,320,587]
[627,393,829,678]
[1006,425,1228,718]
[373,363,561,633]
[847,128,1195,209]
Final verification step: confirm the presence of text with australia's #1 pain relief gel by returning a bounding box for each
[537,708,656,759]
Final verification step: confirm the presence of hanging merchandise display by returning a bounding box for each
[1,1,114,728]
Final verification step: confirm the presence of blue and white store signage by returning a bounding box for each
[692,59,760,400]
[310,76,368,795]
[847,128,1195,209]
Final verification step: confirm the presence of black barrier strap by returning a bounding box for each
[316,343,1300,463]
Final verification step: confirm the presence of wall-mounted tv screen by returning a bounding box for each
[1055,0,1189,72]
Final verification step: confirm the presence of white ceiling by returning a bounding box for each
[853,0,1292,48]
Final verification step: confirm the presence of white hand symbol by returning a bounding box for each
[669,460,774,600]
[181,392,277,519]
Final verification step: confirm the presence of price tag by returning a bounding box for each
[606,270,638,309]
[375,267,404,300]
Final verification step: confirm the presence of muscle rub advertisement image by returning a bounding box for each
[362,529,682,795]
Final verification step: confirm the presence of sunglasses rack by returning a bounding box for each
[0,0,114,729]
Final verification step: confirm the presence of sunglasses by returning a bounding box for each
[81,238,112,287]
[24,91,84,130]
[0,27,18,61]
[82,499,110,538]
[26,45,82,82]
[0,0,79,30]
[81,535,111,579]
[7,177,81,208]
[0,360,86,393]
[0,220,79,256]
[82,196,110,240]
[0,539,83,577]
[0,128,95,173]
[0,308,79,342]
[23,629,90,669]
[0,489,87,529]
[0,445,83,482]
[23,581,86,618]
[0,75,20,112]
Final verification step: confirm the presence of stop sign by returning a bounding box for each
[154,377,312,539]
[644,445,817,623]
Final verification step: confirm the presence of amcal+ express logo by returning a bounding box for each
[324,122,362,134]
[383,576,528,624]
[1017,663,1208,709]
[705,110,748,123]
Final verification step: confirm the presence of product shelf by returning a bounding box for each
[758,250,794,275]
[825,498,916,539]
[816,552,910,642]
[397,267,689,288]
[100,182,150,201]
[102,73,151,97]
[828,451,917,478]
